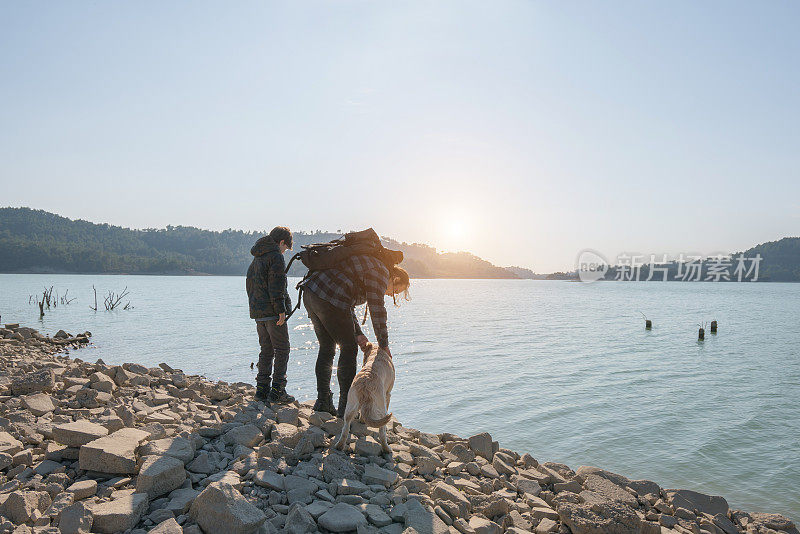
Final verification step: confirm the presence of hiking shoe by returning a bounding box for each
[269,386,296,404]
[255,384,270,403]
[313,391,336,416]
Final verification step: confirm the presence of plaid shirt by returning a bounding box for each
[301,255,390,347]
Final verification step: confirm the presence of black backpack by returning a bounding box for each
[284,228,403,318]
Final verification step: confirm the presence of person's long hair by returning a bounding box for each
[389,265,410,306]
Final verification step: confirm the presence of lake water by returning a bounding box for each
[1,274,798,520]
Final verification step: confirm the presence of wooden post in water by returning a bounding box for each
[645,319,652,330]
[710,320,718,333]
[698,327,705,340]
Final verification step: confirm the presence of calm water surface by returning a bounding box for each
[1,274,798,519]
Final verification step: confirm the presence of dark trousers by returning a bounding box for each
[303,290,358,406]
[255,319,290,389]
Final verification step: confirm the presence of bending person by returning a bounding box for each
[301,255,409,416]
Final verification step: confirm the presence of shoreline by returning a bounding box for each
[0,323,796,534]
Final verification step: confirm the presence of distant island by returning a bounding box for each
[0,208,533,279]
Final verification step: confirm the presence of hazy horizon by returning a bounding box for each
[2,2,799,271]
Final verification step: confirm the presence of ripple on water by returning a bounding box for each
[0,275,798,520]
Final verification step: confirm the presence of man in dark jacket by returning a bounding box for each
[246,226,295,404]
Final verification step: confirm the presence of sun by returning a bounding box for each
[438,213,471,251]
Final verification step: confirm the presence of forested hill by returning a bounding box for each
[0,208,517,278]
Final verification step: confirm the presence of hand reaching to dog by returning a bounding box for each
[356,335,369,351]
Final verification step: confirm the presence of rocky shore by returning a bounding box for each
[0,323,796,534]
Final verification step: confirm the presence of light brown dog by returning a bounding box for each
[334,343,395,453]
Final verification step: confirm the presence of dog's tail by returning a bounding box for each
[363,411,393,427]
[352,378,392,427]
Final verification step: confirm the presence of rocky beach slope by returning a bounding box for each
[0,323,796,534]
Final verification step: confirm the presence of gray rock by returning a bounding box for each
[337,478,370,495]
[284,502,317,534]
[513,475,542,497]
[140,437,195,464]
[404,499,448,534]
[467,433,494,460]
[468,516,502,534]
[79,427,150,474]
[66,480,98,501]
[254,469,286,491]
[365,504,393,527]
[11,368,55,395]
[0,432,23,455]
[556,501,641,534]
[431,482,470,510]
[187,451,217,474]
[21,392,55,416]
[582,474,638,506]
[0,490,51,524]
[58,502,93,534]
[224,424,264,448]
[136,454,186,498]
[305,500,334,518]
[364,464,399,487]
[355,438,384,456]
[190,481,266,534]
[89,492,149,534]
[165,487,200,514]
[150,517,183,534]
[318,502,368,532]
[43,491,74,520]
[52,421,109,447]
[664,489,728,517]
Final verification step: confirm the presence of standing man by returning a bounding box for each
[246,226,295,404]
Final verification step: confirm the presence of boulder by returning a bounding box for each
[431,482,470,510]
[556,501,641,534]
[272,423,302,449]
[0,432,23,455]
[318,502,368,532]
[253,469,285,491]
[404,499,449,534]
[58,502,93,534]
[664,489,728,517]
[21,393,55,416]
[79,427,150,474]
[0,490,51,524]
[582,474,638,506]
[355,437,384,456]
[66,480,98,501]
[467,433,494,460]
[11,368,55,395]
[89,493,148,534]
[187,451,217,474]
[150,517,183,534]
[136,455,186,498]
[284,502,317,534]
[468,516,503,534]
[224,424,264,448]
[363,463,399,487]
[189,481,266,534]
[140,436,195,464]
[165,487,200,514]
[52,421,109,447]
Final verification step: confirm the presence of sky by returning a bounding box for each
[1,1,798,272]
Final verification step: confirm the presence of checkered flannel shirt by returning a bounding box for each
[301,254,390,347]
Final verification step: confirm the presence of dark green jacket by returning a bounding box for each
[246,236,291,319]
